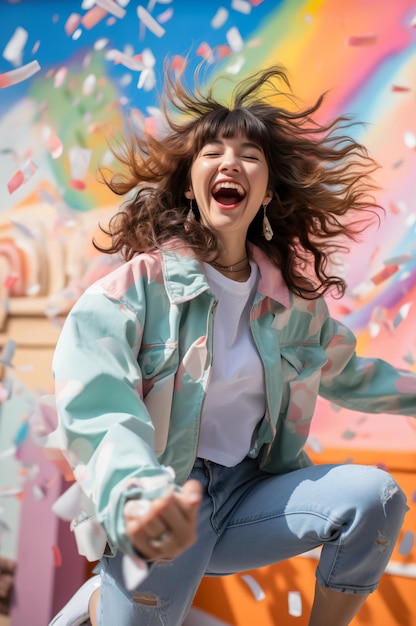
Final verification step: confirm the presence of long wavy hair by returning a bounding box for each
[95,61,382,299]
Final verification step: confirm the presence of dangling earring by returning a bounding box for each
[187,199,195,222]
[262,204,273,241]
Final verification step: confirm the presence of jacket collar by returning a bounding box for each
[160,242,290,308]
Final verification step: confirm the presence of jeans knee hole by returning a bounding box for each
[132,592,159,606]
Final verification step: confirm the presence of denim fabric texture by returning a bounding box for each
[97,457,408,626]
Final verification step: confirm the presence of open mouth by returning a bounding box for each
[212,181,245,207]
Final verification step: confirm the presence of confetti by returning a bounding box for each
[43,126,64,159]
[370,264,399,285]
[306,435,323,453]
[3,26,28,66]
[81,6,108,29]
[64,13,82,36]
[240,574,266,601]
[0,60,41,88]
[157,8,173,24]
[68,146,92,181]
[7,159,38,194]
[137,6,166,38]
[393,303,412,328]
[106,49,144,71]
[288,590,302,617]
[211,7,228,29]
[226,26,244,53]
[82,73,97,96]
[404,131,416,149]
[96,0,127,19]
[52,544,62,567]
[398,531,414,556]
[346,35,378,46]
[231,0,252,15]
[14,422,29,447]
[392,85,411,92]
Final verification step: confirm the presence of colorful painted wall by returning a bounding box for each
[0,0,416,620]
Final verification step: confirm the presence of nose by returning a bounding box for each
[218,149,240,173]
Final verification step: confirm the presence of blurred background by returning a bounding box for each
[0,1,415,624]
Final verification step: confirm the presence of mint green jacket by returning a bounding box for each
[52,244,416,556]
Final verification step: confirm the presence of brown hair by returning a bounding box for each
[95,62,382,299]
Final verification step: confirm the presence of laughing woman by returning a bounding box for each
[49,62,415,626]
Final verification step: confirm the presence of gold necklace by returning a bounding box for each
[211,256,249,273]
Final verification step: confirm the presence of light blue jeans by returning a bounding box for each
[97,457,408,625]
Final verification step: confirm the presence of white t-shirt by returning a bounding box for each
[197,260,265,466]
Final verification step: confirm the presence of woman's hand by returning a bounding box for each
[124,479,202,561]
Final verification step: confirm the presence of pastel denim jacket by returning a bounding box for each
[52,243,416,558]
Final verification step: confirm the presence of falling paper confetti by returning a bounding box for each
[226,26,244,53]
[0,60,41,88]
[7,159,38,194]
[370,264,399,285]
[95,0,127,19]
[398,531,414,557]
[52,544,62,567]
[2,26,28,66]
[346,34,378,46]
[240,574,266,601]
[212,8,229,29]
[288,590,302,617]
[231,0,252,15]
[137,6,166,38]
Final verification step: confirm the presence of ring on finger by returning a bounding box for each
[149,530,172,549]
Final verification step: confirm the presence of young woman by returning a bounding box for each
[49,62,414,626]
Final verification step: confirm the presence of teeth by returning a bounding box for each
[212,181,245,197]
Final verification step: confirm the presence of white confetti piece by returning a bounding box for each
[393,303,412,328]
[226,26,244,52]
[95,0,126,18]
[72,28,83,41]
[231,0,252,15]
[307,435,323,453]
[138,67,156,91]
[398,531,414,556]
[3,26,28,66]
[404,131,416,149]
[82,73,97,96]
[0,487,22,497]
[226,56,245,75]
[68,146,92,180]
[54,67,68,88]
[211,8,228,29]
[106,49,144,71]
[43,125,64,159]
[0,60,41,88]
[288,590,302,617]
[94,38,109,50]
[137,6,166,38]
[240,574,265,601]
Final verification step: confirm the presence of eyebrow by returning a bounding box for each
[204,139,263,151]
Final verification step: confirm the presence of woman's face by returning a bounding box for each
[186,133,272,240]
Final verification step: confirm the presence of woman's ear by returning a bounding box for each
[184,189,194,200]
[263,190,273,206]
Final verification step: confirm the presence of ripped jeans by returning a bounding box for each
[97,457,408,625]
